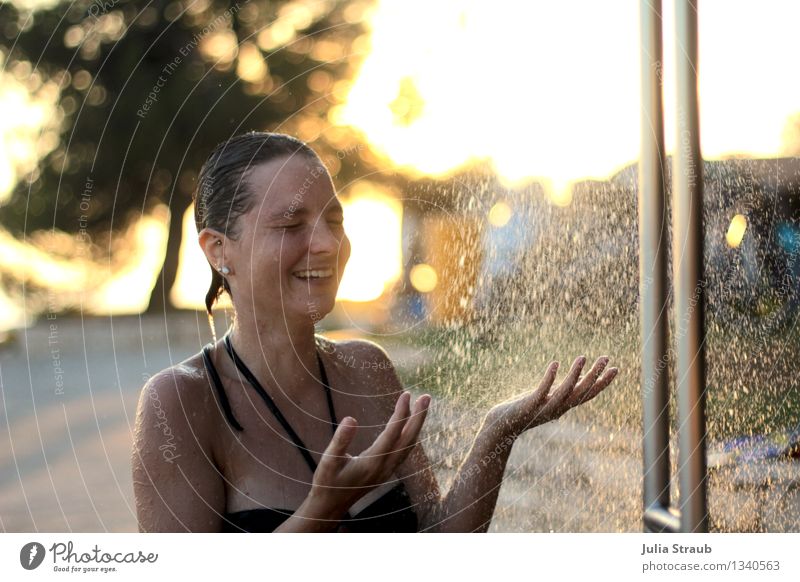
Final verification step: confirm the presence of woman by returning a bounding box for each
[131,132,618,532]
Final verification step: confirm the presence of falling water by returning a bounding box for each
[375,157,800,532]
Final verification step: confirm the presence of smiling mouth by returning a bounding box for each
[293,268,335,280]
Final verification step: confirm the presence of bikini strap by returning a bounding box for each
[223,335,339,475]
[202,344,244,432]
[317,349,339,430]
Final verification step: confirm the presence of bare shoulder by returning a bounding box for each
[144,353,207,389]
[134,352,217,455]
[132,351,225,532]
[318,336,402,397]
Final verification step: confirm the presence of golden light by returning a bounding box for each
[0,286,25,331]
[726,214,748,248]
[0,227,87,289]
[92,206,169,314]
[339,0,640,199]
[547,178,573,208]
[170,205,233,311]
[337,185,403,302]
[7,0,61,10]
[236,42,268,83]
[0,206,168,320]
[409,263,438,293]
[4,0,800,322]
[0,68,61,203]
[256,0,331,51]
[200,31,238,65]
[64,26,85,49]
[257,23,295,51]
[307,70,333,93]
[488,201,512,228]
[311,40,345,62]
[171,206,210,311]
[340,0,800,199]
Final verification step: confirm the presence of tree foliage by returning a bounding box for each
[0,0,371,309]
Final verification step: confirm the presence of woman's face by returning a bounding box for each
[227,154,350,323]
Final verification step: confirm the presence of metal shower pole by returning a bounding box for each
[639,0,676,533]
[639,0,708,533]
[672,0,709,533]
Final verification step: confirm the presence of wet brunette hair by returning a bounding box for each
[193,131,321,321]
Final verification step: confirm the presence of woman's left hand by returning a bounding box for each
[486,356,618,440]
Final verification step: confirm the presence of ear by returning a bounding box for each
[198,228,228,270]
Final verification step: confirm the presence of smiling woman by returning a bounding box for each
[130,131,618,533]
[196,141,350,329]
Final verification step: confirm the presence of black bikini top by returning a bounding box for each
[201,334,418,533]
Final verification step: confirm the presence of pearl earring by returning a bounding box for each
[219,266,230,275]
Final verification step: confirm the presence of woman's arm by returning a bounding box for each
[438,357,617,531]
[387,416,515,532]
[355,343,617,533]
[132,369,226,532]
[425,419,515,532]
[392,402,516,532]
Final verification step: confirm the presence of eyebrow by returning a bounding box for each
[267,203,344,221]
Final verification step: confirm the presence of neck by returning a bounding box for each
[226,311,320,393]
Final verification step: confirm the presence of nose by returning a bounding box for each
[308,221,343,256]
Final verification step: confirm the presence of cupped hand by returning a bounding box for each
[487,356,618,439]
[310,391,430,515]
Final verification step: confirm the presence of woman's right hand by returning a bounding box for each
[309,391,430,518]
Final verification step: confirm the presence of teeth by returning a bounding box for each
[294,268,333,279]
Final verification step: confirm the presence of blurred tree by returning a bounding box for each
[0,0,372,311]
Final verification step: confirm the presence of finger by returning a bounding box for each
[531,361,559,405]
[366,392,412,459]
[539,356,586,418]
[577,357,609,391]
[566,356,609,407]
[560,356,587,391]
[319,416,358,471]
[386,395,431,467]
[575,367,618,405]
